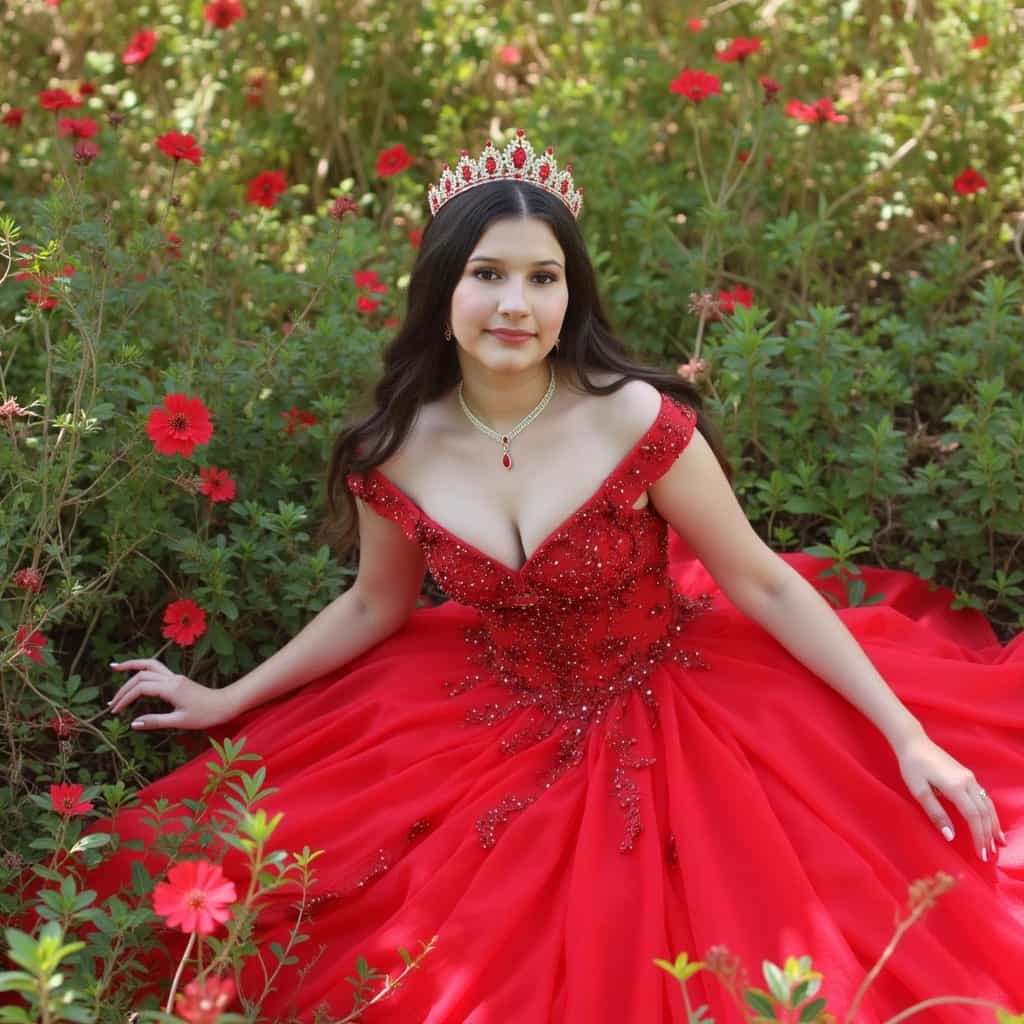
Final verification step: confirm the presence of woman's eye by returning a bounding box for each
[473,269,556,284]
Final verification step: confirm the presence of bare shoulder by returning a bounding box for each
[587,376,663,445]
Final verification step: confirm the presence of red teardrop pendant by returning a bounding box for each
[502,452,513,470]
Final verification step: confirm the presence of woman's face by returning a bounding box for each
[448,216,569,375]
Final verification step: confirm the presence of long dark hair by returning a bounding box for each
[322,179,730,556]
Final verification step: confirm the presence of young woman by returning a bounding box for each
[103,131,1023,1022]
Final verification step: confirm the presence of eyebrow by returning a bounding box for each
[467,256,563,268]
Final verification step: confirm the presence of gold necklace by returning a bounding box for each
[457,363,557,471]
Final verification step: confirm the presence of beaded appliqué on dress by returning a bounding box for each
[347,394,711,854]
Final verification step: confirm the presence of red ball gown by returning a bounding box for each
[78,393,1024,1021]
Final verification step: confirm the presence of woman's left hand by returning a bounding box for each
[895,731,1005,862]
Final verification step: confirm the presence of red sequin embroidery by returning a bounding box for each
[347,394,710,853]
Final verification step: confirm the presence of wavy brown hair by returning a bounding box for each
[323,178,730,556]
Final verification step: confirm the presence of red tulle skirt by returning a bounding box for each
[42,545,1024,1021]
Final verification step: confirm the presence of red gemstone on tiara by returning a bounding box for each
[513,147,527,168]
[486,156,497,173]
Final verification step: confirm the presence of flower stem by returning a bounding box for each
[165,929,197,1012]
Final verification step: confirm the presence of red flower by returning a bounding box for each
[58,117,98,139]
[499,46,521,65]
[687,17,704,32]
[162,598,208,648]
[281,407,317,435]
[27,288,57,309]
[758,76,781,102]
[717,285,754,314]
[245,73,265,108]
[146,393,214,457]
[175,976,238,1024]
[38,89,81,112]
[969,34,989,50]
[737,150,750,164]
[328,196,359,221]
[16,625,49,663]
[13,567,44,592]
[198,466,237,503]
[152,859,237,935]
[2,108,25,129]
[50,782,93,816]
[123,30,157,66]
[203,0,244,29]
[383,316,401,327]
[715,36,762,63]
[166,232,183,259]
[785,98,848,124]
[246,170,287,208]
[51,711,76,739]
[73,141,100,165]
[353,269,387,293]
[156,131,203,164]
[669,69,722,103]
[376,143,413,178]
[357,295,382,314]
[953,167,987,195]
[78,81,97,96]
[407,227,422,247]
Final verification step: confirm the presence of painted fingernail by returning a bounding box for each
[1000,829,1007,843]
[980,847,987,862]
[131,719,144,729]
[991,839,997,855]
[110,662,119,667]
[941,826,954,841]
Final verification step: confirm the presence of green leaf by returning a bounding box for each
[763,960,789,1002]
[743,988,777,1018]
[798,997,828,1022]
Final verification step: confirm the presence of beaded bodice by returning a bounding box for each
[345,392,710,855]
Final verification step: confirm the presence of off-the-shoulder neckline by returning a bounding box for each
[360,391,690,577]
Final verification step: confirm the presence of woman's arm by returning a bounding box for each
[650,428,1004,860]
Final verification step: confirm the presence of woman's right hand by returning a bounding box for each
[107,658,241,731]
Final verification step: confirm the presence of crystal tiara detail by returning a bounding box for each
[427,128,584,219]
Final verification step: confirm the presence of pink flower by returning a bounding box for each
[73,141,100,164]
[13,567,45,592]
[176,976,238,1023]
[329,196,359,221]
[687,17,704,32]
[50,782,93,816]
[676,357,710,382]
[153,860,237,935]
[1,397,33,419]
[499,46,521,65]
